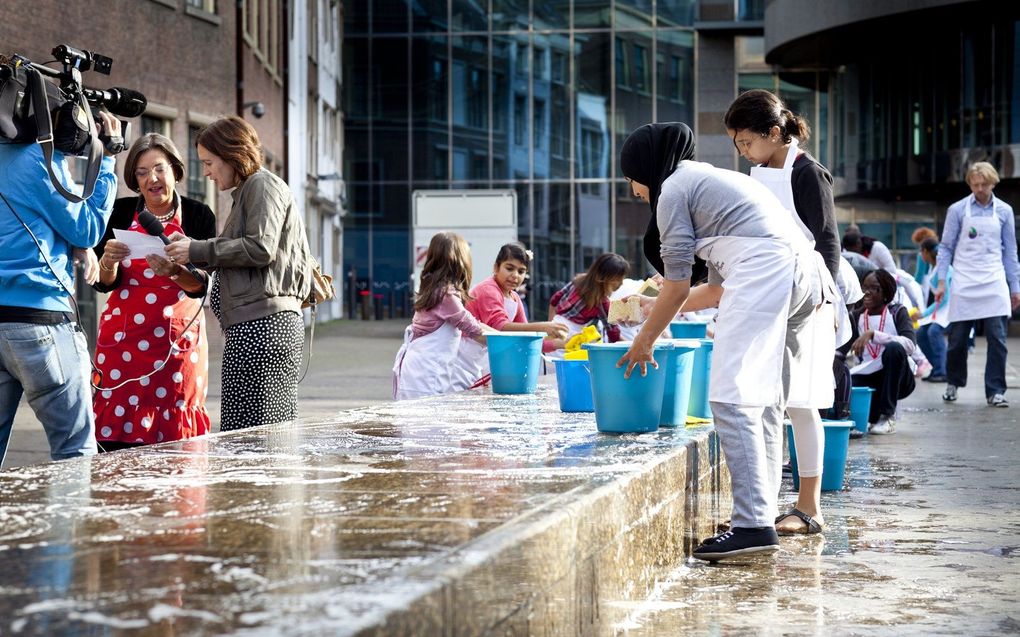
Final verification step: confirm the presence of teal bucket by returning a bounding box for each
[486,332,544,394]
[849,386,874,434]
[659,339,701,426]
[786,420,854,491]
[553,358,594,412]
[583,341,674,434]
[687,338,714,419]
[668,320,709,339]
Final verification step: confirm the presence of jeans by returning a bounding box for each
[852,341,917,422]
[917,322,947,377]
[946,316,1008,397]
[0,321,97,466]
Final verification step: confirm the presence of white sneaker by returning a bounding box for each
[988,394,1009,408]
[943,385,958,402]
[869,416,895,435]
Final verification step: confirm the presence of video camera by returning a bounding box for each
[0,44,147,202]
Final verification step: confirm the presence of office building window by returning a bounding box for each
[187,125,209,202]
[514,95,527,146]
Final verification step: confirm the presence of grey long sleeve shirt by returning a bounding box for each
[656,160,808,284]
[936,193,1020,294]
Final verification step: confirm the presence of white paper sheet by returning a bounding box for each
[112,229,167,259]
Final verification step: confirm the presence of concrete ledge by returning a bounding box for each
[0,381,728,635]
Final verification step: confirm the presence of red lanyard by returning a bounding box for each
[863,307,887,360]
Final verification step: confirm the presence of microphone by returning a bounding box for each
[136,210,203,278]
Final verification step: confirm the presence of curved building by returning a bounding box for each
[764,0,1020,262]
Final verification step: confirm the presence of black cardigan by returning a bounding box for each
[91,195,216,295]
[791,153,840,277]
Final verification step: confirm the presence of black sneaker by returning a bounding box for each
[692,527,780,562]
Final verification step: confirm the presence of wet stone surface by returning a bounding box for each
[606,375,1020,636]
[0,382,723,636]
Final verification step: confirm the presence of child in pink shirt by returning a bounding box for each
[392,232,494,400]
[451,243,568,390]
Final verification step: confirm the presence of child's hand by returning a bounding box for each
[541,322,569,339]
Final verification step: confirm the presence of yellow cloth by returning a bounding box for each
[564,324,601,352]
[685,415,712,426]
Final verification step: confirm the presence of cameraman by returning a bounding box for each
[0,110,121,467]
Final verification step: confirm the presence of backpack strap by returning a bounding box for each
[26,66,102,203]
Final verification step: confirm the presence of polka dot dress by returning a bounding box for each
[93,215,211,445]
[211,275,305,431]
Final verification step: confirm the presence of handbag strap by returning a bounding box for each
[27,67,103,203]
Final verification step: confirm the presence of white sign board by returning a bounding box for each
[412,189,518,292]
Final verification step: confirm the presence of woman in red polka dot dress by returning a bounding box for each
[91,134,216,450]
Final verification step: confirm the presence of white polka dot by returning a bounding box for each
[139,376,150,387]
[122,259,132,269]
[119,289,130,300]
[115,332,126,343]
[100,426,112,437]
[129,278,139,286]
[172,372,184,383]
[176,400,185,409]
[178,291,186,300]
[141,417,152,429]
[121,351,132,362]
[145,293,157,304]
[157,432,164,442]
[138,340,150,351]
[155,387,167,398]
[102,314,111,322]
[153,360,164,370]
[123,422,133,433]
[153,328,165,338]
[101,390,112,399]
[134,313,145,325]
[143,268,155,279]
[128,395,139,406]
[163,409,170,420]
[114,405,125,417]
[109,369,121,380]
[190,352,199,364]
[97,353,106,364]
[163,306,173,318]
[134,437,144,443]
[112,308,121,316]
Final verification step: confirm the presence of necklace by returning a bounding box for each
[863,307,887,360]
[145,205,175,223]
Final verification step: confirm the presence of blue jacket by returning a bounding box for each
[0,143,116,312]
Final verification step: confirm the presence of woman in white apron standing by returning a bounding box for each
[392,232,495,400]
[619,122,818,561]
[725,89,840,536]
[935,162,1020,406]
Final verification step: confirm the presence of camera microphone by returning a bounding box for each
[137,210,202,278]
[83,87,147,118]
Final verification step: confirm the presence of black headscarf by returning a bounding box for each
[620,122,705,281]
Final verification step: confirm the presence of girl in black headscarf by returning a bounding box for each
[619,122,705,282]
[617,121,821,562]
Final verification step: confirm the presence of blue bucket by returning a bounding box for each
[849,386,874,434]
[553,358,594,412]
[583,341,674,434]
[668,320,709,339]
[687,338,714,419]
[659,339,701,426]
[486,332,544,394]
[786,420,854,491]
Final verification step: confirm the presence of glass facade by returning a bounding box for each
[343,0,695,317]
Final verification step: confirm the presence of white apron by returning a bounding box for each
[392,321,462,400]
[849,307,915,376]
[749,139,839,407]
[947,198,1012,322]
[698,236,797,406]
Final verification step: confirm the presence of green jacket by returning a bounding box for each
[189,169,311,328]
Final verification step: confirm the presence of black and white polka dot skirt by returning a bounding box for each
[212,275,305,431]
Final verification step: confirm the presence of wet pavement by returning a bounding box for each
[605,355,1020,636]
[2,323,1019,635]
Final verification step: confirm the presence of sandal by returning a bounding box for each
[774,508,824,535]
